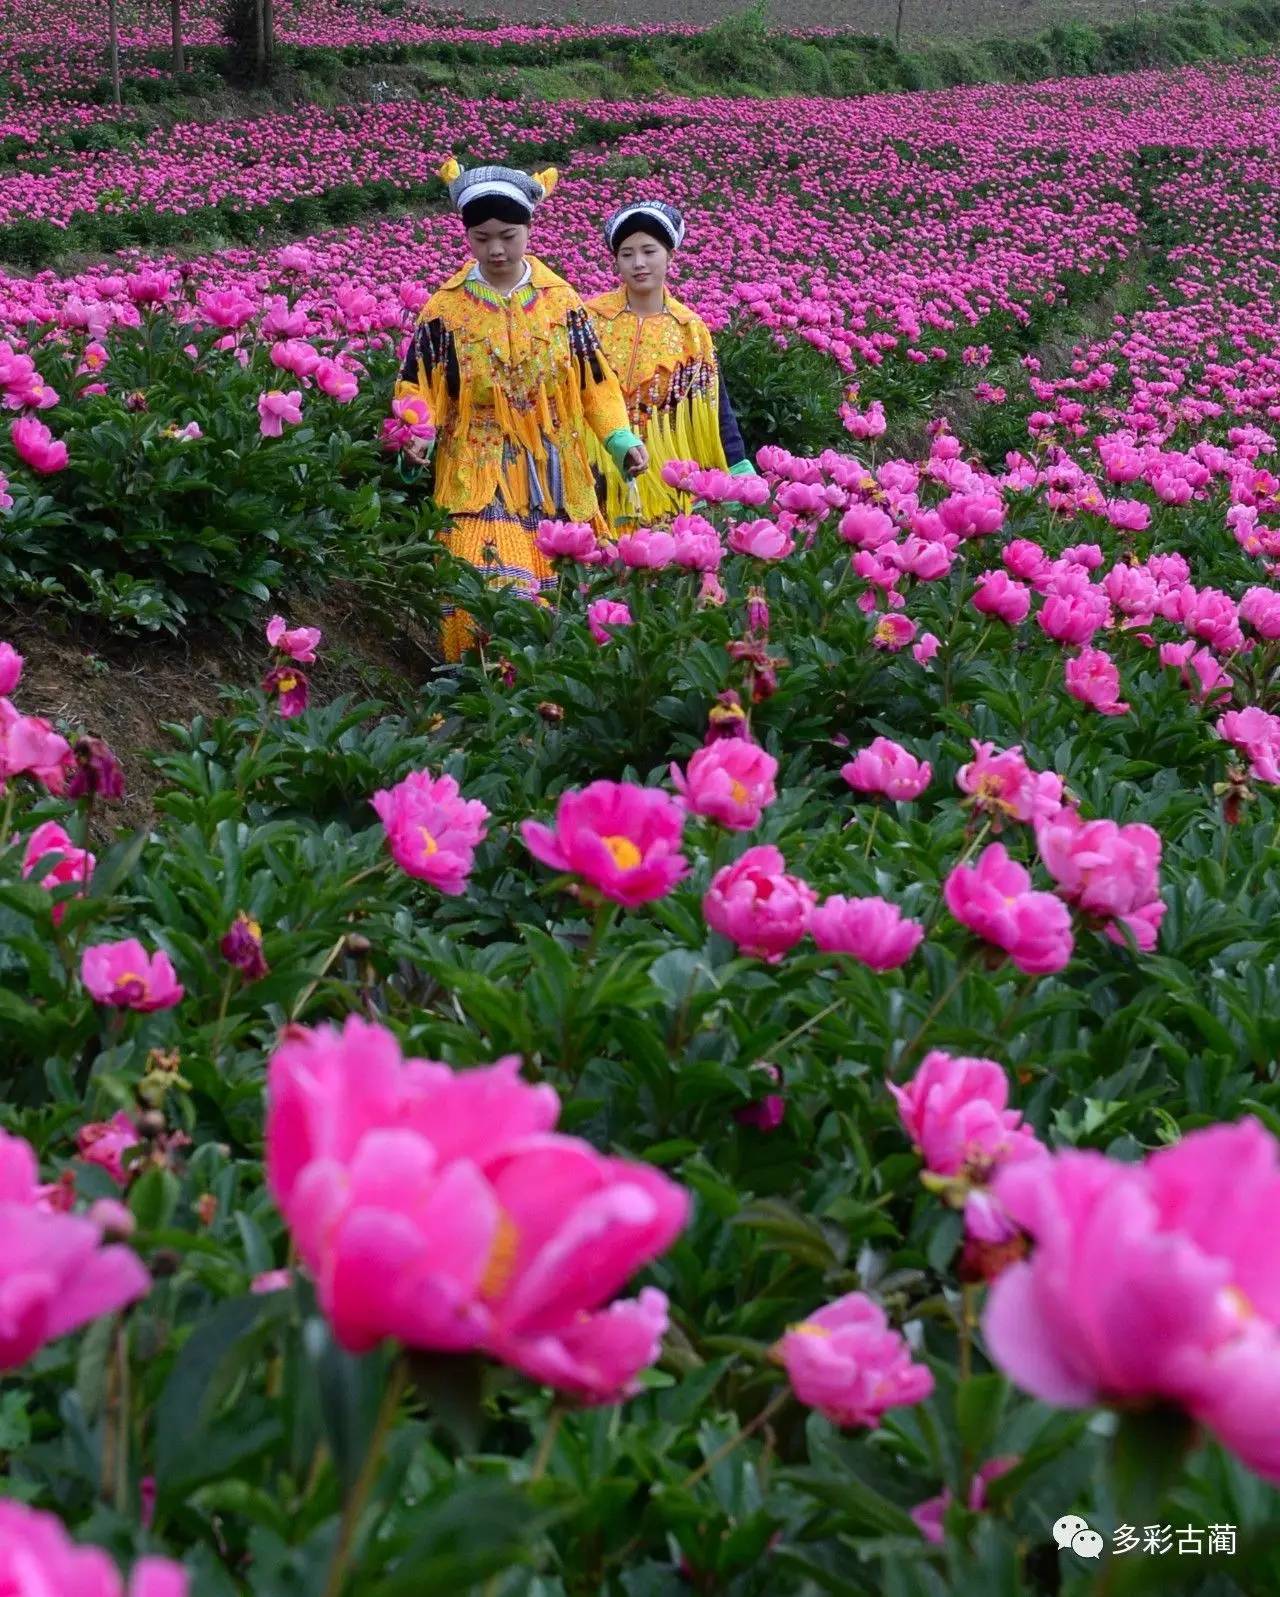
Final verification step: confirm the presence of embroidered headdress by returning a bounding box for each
[438,157,559,219]
[604,200,686,253]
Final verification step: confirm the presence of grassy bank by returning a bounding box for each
[82,0,1280,109]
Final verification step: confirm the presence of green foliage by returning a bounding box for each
[717,321,847,459]
[0,318,444,633]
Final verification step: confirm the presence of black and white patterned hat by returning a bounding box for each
[438,158,558,217]
[604,200,686,252]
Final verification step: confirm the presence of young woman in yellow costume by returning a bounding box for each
[393,159,648,660]
[585,200,756,530]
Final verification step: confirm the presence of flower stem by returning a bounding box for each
[893,955,976,1074]
[529,1404,563,1483]
[289,934,350,1021]
[321,1358,408,1597]
[680,1388,790,1491]
[862,805,880,862]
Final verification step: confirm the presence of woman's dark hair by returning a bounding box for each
[461,194,532,229]
[611,210,676,254]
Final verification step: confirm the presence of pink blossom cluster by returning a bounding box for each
[266,1015,688,1402]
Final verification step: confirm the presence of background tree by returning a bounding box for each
[107,0,121,105]
[171,0,185,75]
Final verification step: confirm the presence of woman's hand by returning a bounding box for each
[402,435,431,466]
[623,443,650,478]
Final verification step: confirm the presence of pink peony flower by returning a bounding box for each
[727,518,794,560]
[1064,647,1129,716]
[261,664,309,718]
[265,613,322,663]
[703,844,816,962]
[810,894,924,970]
[671,513,723,572]
[913,632,940,665]
[0,1502,185,1596]
[587,598,632,645]
[522,781,687,906]
[972,570,1031,625]
[1160,641,1232,705]
[842,736,932,800]
[776,1291,934,1428]
[670,740,778,831]
[0,1127,150,1371]
[81,938,184,1012]
[315,358,360,402]
[957,741,1063,825]
[616,528,676,569]
[0,701,73,794]
[1003,539,1050,583]
[76,1113,140,1185]
[265,1017,688,1400]
[1218,706,1280,785]
[1179,586,1243,654]
[257,388,303,437]
[21,820,94,920]
[10,415,68,473]
[535,519,599,563]
[838,504,896,549]
[937,491,1004,540]
[888,1050,1042,1181]
[912,1457,1019,1544]
[872,613,917,651]
[1239,586,1280,641]
[371,769,489,895]
[983,1119,1280,1483]
[0,642,21,694]
[390,393,434,438]
[1036,808,1164,952]
[1036,588,1109,646]
[944,843,1074,975]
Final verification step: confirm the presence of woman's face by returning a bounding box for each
[615,231,671,294]
[465,218,530,277]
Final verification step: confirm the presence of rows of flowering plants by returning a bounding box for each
[4,404,1280,1591]
[7,59,1280,634]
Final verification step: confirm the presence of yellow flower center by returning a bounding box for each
[247,917,262,939]
[402,402,424,424]
[874,618,896,642]
[730,780,749,804]
[114,970,146,994]
[480,1211,520,1300]
[601,834,642,869]
[418,828,439,856]
[788,1321,830,1339]
[277,674,297,693]
[1224,1285,1254,1321]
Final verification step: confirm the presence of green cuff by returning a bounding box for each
[729,458,758,477]
[604,427,644,474]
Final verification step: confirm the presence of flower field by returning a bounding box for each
[3,19,1280,1597]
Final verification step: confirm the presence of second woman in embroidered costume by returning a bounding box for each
[585,200,755,530]
[393,158,648,660]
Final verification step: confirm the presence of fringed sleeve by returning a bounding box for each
[565,305,631,445]
[392,313,459,424]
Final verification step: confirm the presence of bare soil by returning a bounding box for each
[454,0,1182,43]
[5,587,435,833]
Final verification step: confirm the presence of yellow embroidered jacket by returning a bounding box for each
[394,255,636,524]
[585,286,743,525]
